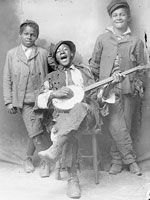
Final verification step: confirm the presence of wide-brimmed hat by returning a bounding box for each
[107,0,130,16]
[53,40,76,62]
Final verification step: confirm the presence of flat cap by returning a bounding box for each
[107,0,130,16]
[20,19,39,36]
[20,19,39,28]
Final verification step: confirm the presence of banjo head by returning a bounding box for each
[52,85,85,111]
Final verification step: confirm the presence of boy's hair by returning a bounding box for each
[20,19,39,37]
[107,0,130,16]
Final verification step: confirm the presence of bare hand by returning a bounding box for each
[6,104,17,114]
[51,86,74,99]
[112,71,125,84]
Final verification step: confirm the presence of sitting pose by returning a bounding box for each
[36,40,99,198]
[36,40,124,198]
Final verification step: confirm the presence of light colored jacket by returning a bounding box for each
[3,45,48,108]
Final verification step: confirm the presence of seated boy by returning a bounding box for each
[36,40,124,198]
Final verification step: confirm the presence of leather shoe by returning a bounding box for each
[109,164,123,175]
[38,143,62,163]
[129,162,142,176]
[24,157,35,173]
[67,176,81,199]
[39,160,50,178]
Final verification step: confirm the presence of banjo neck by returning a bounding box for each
[84,64,149,92]
[52,64,149,110]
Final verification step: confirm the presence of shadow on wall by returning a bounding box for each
[0,0,19,62]
[36,38,48,48]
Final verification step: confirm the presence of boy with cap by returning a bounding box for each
[34,39,102,198]
[3,20,51,177]
[35,39,124,198]
[90,0,145,175]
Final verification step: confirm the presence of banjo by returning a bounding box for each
[52,64,149,110]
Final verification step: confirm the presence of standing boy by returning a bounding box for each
[3,20,51,177]
[90,0,145,175]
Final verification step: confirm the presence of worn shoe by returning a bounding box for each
[67,176,81,199]
[109,164,123,175]
[23,157,35,173]
[39,160,50,178]
[38,143,62,163]
[129,162,142,176]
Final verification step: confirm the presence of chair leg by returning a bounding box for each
[92,133,99,184]
[55,159,61,180]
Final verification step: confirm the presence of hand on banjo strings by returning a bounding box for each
[51,86,74,99]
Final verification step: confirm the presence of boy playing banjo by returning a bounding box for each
[36,40,124,198]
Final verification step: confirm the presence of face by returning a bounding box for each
[55,44,73,67]
[111,8,130,31]
[20,25,38,47]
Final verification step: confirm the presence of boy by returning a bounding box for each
[36,40,98,198]
[36,40,123,198]
[3,20,51,177]
[90,0,145,175]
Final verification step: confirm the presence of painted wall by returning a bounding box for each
[18,0,104,64]
[18,0,150,62]
[1,0,150,168]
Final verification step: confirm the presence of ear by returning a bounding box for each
[128,17,131,23]
[127,14,131,23]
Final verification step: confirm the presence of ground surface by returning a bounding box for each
[0,161,150,200]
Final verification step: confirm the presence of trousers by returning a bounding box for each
[108,94,136,165]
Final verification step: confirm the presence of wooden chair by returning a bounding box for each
[55,128,102,184]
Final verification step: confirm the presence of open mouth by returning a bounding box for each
[60,55,68,60]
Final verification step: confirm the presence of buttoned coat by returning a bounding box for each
[3,45,48,108]
[90,31,145,94]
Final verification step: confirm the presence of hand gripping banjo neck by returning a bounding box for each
[52,64,149,110]
[84,64,149,92]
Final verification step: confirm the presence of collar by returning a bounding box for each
[21,44,34,52]
[57,64,75,71]
[69,64,76,70]
[106,26,131,40]
[17,45,38,63]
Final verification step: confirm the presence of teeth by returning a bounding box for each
[61,56,67,60]
[61,58,67,61]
